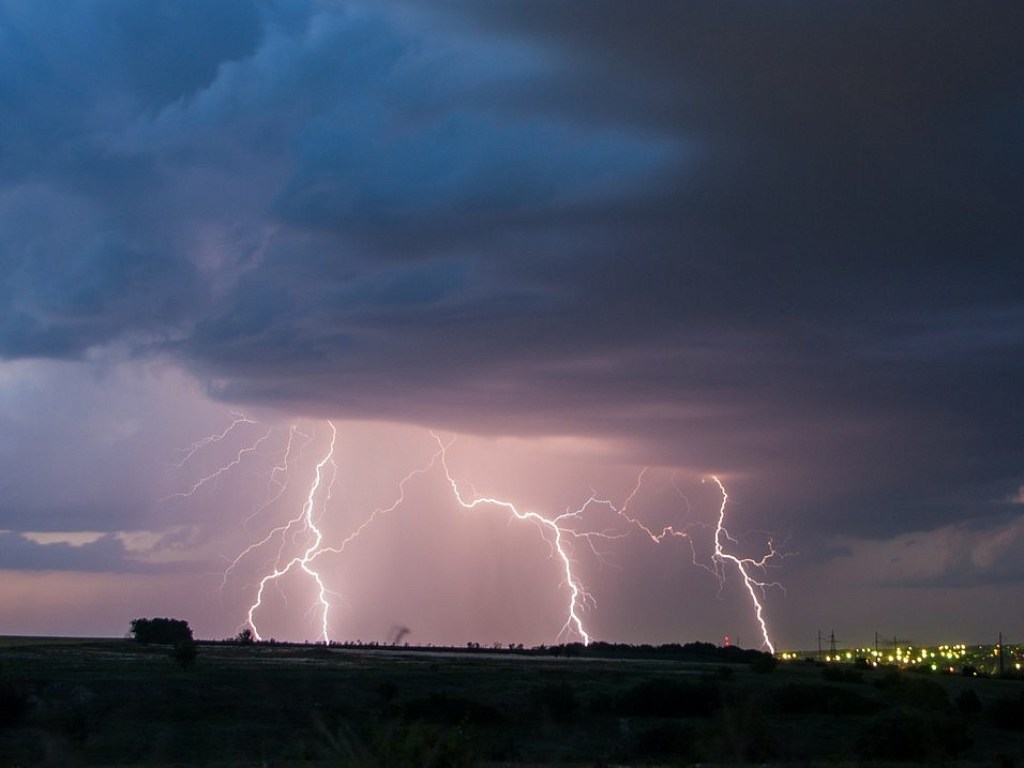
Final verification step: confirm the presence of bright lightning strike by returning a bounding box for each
[575,469,783,652]
[171,416,785,649]
[246,422,338,642]
[313,444,444,560]
[708,476,782,653]
[243,424,312,530]
[605,467,690,544]
[434,433,597,645]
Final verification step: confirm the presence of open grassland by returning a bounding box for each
[2,637,1023,766]
[0,636,106,648]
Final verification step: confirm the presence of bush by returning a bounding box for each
[373,721,475,768]
[822,664,862,683]
[617,678,718,718]
[234,628,254,644]
[171,641,198,670]
[529,682,578,723]
[772,682,881,716]
[403,693,502,726]
[955,688,983,716]
[857,709,970,760]
[990,691,1024,731]
[712,700,778,763]
[750,654,778,674]
[879,675,950,712]
[0,680,30,727]
[857,709,932,761]
[629,721,696,761]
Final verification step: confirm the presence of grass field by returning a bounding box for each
[2,637,1023,766]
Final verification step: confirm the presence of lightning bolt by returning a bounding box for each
[708,476,781,653]
[246,422,338,642]
[219,427,310,588]
[434,433,597,645]
[603,467,691,544]
[171,415,784,650]
[582,469,783,652]
[314,443,444,560]
[243,424,313,529]
[171,411,256,469]
[161,424,272,502]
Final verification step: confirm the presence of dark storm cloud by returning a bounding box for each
[0,530,205,574]
[2,2,1022,541]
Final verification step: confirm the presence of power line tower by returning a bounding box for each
[829,629,838,660]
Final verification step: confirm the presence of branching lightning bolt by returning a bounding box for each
[313,445,444,560]
[604,467,691,544]
[708,476,782,653]
[243,424,312,529]
[582,469,783,652]
[434,433,596,645]
[171,414,785,650]
[171,411,256,469]
[246,422,338,642]
[162,424,272,501]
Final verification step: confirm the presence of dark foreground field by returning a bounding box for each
[2,638,1023,766]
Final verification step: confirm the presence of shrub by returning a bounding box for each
[712,700,778,763]
[529,682,578,723]
[990,691,1024,731]
[857,709,932,761]
[0,680,30,727]
[857,708,970,760]
[750,654,778,674]
[373,721,475,768]
[629,721,696,761]
[171,640,198,670]
[403,693,502,726]
[955,688,983,716]
[771,682,882,717]
[822,664,862,683]
[234,628,254,644]
[617,678,718,718]
[880,675,950,712]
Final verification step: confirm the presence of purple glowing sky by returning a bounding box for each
[1,1,1022,650]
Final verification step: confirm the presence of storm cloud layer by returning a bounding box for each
[1,1,1022,643]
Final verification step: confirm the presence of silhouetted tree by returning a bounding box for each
[955,688,983,716]
[750,654,778,674]
[0,676,29,727]
[990,690,1024,731]
[130,617,193,645]
[530,682,579,723]
[172,640,198,670]
[235,627,254,644]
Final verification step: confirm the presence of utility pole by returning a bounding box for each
[829,629,838,660]
[817,629,822,661]
[998,632,1005,677]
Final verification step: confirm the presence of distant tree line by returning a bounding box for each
[555,641,774,664]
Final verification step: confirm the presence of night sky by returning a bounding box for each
[1,1,1022,650]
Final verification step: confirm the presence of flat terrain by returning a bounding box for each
[2,637,1023,766]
